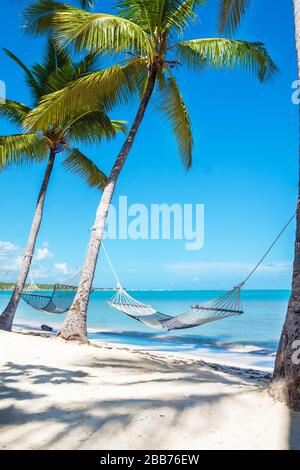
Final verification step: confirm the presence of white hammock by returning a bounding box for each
[103,212,295,331]
[108,285,243,331]
[102,244,243,331]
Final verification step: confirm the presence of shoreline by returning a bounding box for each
[1,329,299,449]
[12,319,276,373]
[14,325,273,382]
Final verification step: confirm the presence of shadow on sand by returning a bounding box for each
[0,356,260,450]
[1,354,299,450]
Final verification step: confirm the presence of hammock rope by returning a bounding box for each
[25,271,41,292]
[104,212,296,331]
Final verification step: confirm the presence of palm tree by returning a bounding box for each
[23,0,278,342]
[0,39,126,332]
[218,0,300,413]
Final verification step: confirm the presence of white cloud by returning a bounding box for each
[0,240,55,281]
[1,256,23,272]
[0,241,23,274]
[0,241,19,256]
[54,262,71,276]
[35,242,54,262]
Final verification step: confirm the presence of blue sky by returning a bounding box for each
[0,0,298,290]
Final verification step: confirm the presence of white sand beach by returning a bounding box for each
[0,329,299,450]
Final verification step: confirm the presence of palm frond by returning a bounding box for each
[40,62,79,96]
[43,36,72,70]
[66,109,127,144]
[156,68,193,168]
[24,1,152,56]
[79,0,94,9]
[162,0,205,34]
[63,147,108,190]
[218,0,250,35]
[24,1,72,36]
[156,68,168,89]
[0,100,32,127]
[116,0,204,35]
[116,0,162,35]
[24,60,147,131]
[3,48,40,101]
[75,50,102,75]
[0,134,49,170]
[175,38,279,82]
[111,120,128,135]
[33,41,101,97]
[44,51,103,97]
[3,40,74,103]
[54,10,152,56]
[44,51,102,96]
[31,38,74,98]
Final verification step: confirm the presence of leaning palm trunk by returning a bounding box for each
[269,0,300,410]
[0,149,56,331]
[58,65,158,342]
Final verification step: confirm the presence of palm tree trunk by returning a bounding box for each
[58,65,158,342]
[0,149,56,331]
[269,0,300,410]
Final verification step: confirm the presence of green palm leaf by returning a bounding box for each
[24,1,73,36]
[0,134,49,169]
[75,49,102,75]
[31,37,72,96]
[176,38,278,82]
[116,0,163,35]
[24,1,152,56]
[3,48,40,101]
[116,0,205,35]
[24,60,147,131]
[110,120,128,135]
[218,0,250,35]
[66,109,127,144]
[54,10,152,56]
[156,69,193,168]
[63,147,108,190]
[0,100,32,127]
[4,41,72,102]
[41,62,79,96]
[43,50,103,96]
[162,0,205,33]
[35,44,100,98]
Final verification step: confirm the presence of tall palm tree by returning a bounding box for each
[218,0,300,413]
[23,0,278,342]
[0,39,126,332]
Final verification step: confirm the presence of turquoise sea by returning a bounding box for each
[0,290,290,371]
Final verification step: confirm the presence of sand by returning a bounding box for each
[0,329,299,450]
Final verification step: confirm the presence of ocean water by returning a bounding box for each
[0,290,290,371]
